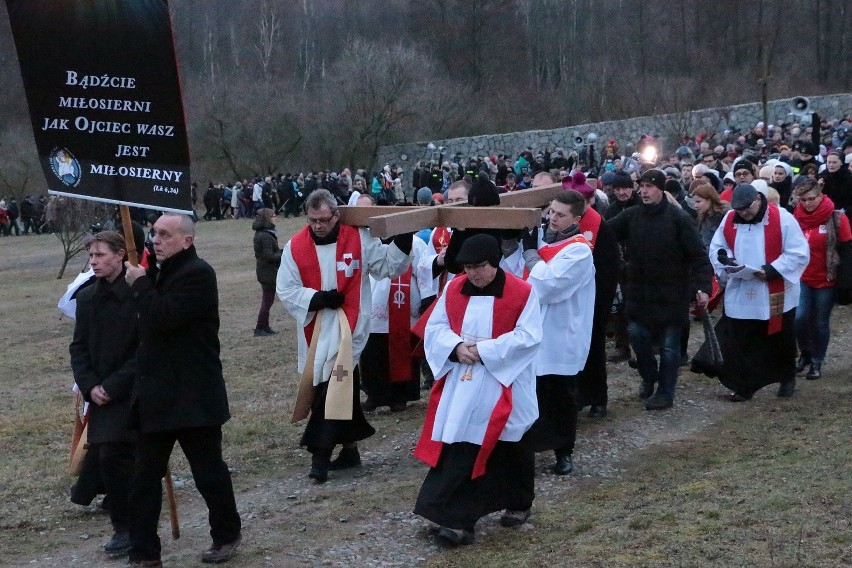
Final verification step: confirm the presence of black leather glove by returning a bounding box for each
[419,296,436,316]
[522,227,539,251]
[392,231,414,254]
[309,289,346,311]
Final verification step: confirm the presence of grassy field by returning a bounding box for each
[0,217,849,567]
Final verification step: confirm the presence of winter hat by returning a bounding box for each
[455,233,501,268]
[468,172,500,207]
[562,171,595,199]
[638,169,666,191]
[664,179,683,195]
[600,171,617,185]
[416,187,433,205]
[732,160,755,175]
[612,170,635,189]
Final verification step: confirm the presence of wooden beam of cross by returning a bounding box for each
[337,182,564,238]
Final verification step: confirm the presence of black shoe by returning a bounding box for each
[435,527,475,546]
[725,391,753,402]
[308,466,328,483]
[777,379,796,398]
[638,381,654,399]
[103,531,131,556]
[253,328,275,337]
[552,454,573,475]
[644,393,673,410]
[607,347,630,363]
[627,357,638,369]
[805,362,822,380]
[795,354,811,373]
[201,535,241,564]
[328,446,361,471]
[500,508,531,528]
[587,404,607,418]
[389,402,407,412]
[361,397,379,412]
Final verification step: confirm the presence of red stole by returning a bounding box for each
[722,204,784,334]
[523,234,590,279]
[387,268,413,382]
[413,273,533,479]
[291,224,363,344]
[578,207,602,250]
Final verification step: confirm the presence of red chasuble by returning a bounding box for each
[722,204,784,334]
[414,272,532,479]
[290,224,363,344]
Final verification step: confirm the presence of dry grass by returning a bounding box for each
[0,218,850,567]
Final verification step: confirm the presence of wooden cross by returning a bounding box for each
[337,182,565,238]
[330,364,349,382]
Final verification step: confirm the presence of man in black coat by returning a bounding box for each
[124,213,241,566]
[607,170,713,410]
[70,230,138,558]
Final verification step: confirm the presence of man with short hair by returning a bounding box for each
[277,189,413,482]
[414,234,542,545]
[506,191,595,473]
[124,214,241,566]
[607,170,713,410]
[709,184,809,400]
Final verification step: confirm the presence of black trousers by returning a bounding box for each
[97,441,135,532]
[128,426,240,562]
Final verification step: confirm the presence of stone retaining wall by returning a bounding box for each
[379,93,852,193]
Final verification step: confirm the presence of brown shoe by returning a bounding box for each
[201,535,241,564]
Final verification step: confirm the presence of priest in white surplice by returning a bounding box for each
[413,234,542,546]
[277,189,412,483]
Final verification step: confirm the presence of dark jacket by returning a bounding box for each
[604,193,639,220]
[591,218,621,321]
[820,167,852,222]
[608,197,713,327]
[253,218,282,287]
[129,246,230,432]
[69,274,137,444]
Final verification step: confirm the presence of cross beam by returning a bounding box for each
[337,182,564,238]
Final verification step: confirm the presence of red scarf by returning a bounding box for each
[722,204,784,334]
[291,224,362,344]
[523,234,589,279]
[414,272,532,479]
[387,268,413,382]
[793,194,835,230]
[578,206,602,250]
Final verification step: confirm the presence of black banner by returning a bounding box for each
[5,0,192,213]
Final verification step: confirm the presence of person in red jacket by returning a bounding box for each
[792,179,852,379]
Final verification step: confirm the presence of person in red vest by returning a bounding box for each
[413,234,542,546]
[709,184,810,400]
[277,189,413,483]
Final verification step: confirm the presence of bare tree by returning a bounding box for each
[254,0,281,88]
[48,197,111,279]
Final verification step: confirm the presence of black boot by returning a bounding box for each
[552,450,573,475]
[329,444,361,470]
[806,361,822,380]
[795,354,811,373]
[638,380,654,400]
[308,450,331,483]
[776,378,796,398]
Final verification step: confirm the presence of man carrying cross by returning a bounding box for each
[277,189,413,482]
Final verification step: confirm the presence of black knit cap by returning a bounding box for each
[456,233,501,267]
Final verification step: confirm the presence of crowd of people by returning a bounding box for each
[53,109,852,564]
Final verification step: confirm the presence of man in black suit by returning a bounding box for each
[125,213,241,566]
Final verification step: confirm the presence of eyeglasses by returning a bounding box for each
[703,157,716,164]
[734,171,752,178]
[307,213,337,225]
